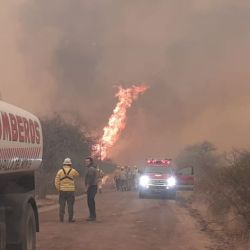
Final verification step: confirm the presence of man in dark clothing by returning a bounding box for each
[85,157,98,221]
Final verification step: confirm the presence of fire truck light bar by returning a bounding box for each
[147,159,172,165]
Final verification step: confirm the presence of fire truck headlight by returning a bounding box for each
[167,176,177,187]
[139,176,150,187]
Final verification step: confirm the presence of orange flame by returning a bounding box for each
[96,84,149,160]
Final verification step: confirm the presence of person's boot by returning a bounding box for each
[86,217,96,221]
[69,219,76,223]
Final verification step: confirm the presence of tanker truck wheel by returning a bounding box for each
[20,204,36,250]
[7,204,36,250]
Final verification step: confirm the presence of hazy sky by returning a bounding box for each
[1,0,250,164]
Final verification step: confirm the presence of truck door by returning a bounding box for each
[176,167,194,190]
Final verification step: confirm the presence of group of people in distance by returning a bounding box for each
[114,166,140,192]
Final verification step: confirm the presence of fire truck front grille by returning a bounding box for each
[150,179,167,186]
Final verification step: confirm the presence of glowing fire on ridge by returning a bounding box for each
[93,84,149,160]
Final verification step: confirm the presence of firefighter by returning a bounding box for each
[85,157,98,221]
[124,166,130,191]
[55,158,79,223]
[134,166,140,190]
[120,166,127,191]
[114,166,121,191]
[126,166,133,191]
[97,168,104,193]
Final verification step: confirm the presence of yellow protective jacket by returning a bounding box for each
[55,166,79,192]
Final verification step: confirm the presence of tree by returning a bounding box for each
[175,141,218,180]
[96,158,116,173]
[36,114,91,198]
[203,150,250,231]
[176,142,250,233]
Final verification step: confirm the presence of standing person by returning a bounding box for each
[131,167,136,190]
[120,167,127,191]
[55,158,79,223]
[97,168,104,194]
[85,157,98,221]
[114,166,121,191]
[127,167,133,191]
[134,167,139,190]
[124,166,129,191]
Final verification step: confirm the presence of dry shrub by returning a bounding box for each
[198,150,250,234]
[176,142,250,235]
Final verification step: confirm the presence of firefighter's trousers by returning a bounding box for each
[59,191,75,221]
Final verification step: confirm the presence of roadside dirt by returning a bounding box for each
[177,191,249,250]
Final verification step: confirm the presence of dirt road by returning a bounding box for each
[37,190,213,250]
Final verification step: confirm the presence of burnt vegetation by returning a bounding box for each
[176,142,250,236]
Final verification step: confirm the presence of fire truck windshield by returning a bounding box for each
[144,166,173,174]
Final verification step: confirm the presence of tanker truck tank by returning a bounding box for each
[0,100,43,250]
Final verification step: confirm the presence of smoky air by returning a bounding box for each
[1,1,250,164]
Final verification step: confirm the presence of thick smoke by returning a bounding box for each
[1,0,250,164]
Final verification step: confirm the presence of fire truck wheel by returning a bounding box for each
[20,203,36,250]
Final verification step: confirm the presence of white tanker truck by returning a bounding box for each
[0,101,43,250]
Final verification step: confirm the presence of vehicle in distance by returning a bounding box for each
[139,159,177,199]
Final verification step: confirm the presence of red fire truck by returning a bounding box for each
[139,159,194,199]
[139,159,177,199]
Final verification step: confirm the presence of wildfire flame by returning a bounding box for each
[93,84,149,160]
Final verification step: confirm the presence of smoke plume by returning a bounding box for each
[1,0,250,164]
